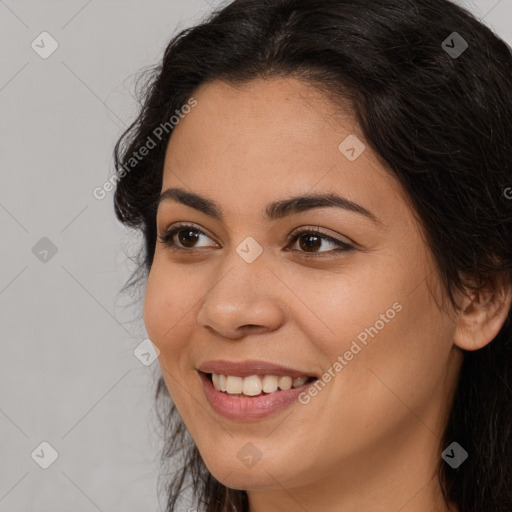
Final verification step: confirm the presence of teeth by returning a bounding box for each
[242,375,262,396]
[211,373,311,396]
[226,375,243,394]
[292,377,307,387]
[278,376,292,390]
[262,375,278,393]
[220,374,227,392]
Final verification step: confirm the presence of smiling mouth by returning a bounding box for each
[204,371,317,397]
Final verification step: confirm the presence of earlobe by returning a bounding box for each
[453,277,512,351]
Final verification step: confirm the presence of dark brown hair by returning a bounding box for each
[113,0,512,510]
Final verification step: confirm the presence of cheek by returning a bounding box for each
[143,262,192,357]
[283,257,408,361]
[143,263,202,412]
[295,252,456,440]
[316,273,456,449]
[143,267,167,345]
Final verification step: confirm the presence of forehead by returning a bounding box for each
[165,77,352,160]
[160,77,407,224]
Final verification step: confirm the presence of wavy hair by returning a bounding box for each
[113,0,512,510]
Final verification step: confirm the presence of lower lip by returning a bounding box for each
[199,371,315,421]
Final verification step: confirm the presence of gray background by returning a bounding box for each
[0,1,510,511]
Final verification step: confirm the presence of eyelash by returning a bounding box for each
[157,222,354,258]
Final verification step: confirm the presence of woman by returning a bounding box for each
[113,0,512,510]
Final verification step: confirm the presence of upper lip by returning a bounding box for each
[198,359,317,379]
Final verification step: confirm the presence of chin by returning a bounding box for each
[201,454,290,491]
[214,468,282,491]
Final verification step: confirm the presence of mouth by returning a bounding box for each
[198,370,319,420]
[203,371,317,397]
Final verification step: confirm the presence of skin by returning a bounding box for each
[143,77,511,512]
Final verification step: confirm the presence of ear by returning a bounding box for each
[453,275,512,351]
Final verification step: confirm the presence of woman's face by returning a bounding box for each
[144,78,463,502]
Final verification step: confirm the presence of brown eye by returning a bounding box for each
[287,228,354,257]
[176,228,200,248]
[297,233,323,252]
[158,223,353,258]
[158,223,217,250]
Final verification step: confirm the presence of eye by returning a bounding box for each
[158,223,217,251]
[159,223,354,258]
[286,227,354,258]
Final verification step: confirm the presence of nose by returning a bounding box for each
[196,256,285,339]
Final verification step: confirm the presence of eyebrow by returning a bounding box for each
[156,187,381,225]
